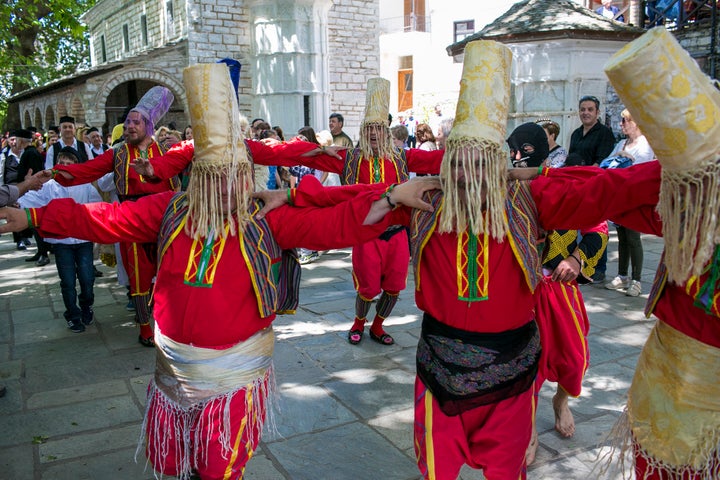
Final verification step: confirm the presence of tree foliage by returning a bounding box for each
[0,0,97,128]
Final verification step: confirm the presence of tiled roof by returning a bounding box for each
[447,0,644,55]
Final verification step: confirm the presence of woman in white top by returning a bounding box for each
[415,123,437,151]
[604,109,656,297]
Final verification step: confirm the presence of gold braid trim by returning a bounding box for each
[659,157,720,284]
[438,137,507,240]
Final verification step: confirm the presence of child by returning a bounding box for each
[19,146,102,332]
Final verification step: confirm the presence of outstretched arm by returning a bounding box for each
[0,191,173,244]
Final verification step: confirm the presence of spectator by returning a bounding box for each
[328,113,353,148]
[596,0,625,22]
[182,125,193,141]
[404,111,418,148]
[567,95,616,283]
[87,127,109,158]
[435,116,454,150]
[45,116,93,168]
[391,124,409,150]
[416,123,437,151]
[18,146,102,332]
[3,129,35,250]
[536,118,568,168]
[603,108,656,297]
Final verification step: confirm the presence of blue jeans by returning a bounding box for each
[54,242,95,322]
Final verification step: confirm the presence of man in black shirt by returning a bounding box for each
[568,95,616,282]
[567,95,615,166]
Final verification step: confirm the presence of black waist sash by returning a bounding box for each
[417,313,540,416]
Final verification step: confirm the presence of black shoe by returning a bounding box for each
[81,307,94,326]
[16,242,26,251]
[68,320,85,333]
[36,255,50,267]
[0,385,6,398]
[94,267,103,277]
[22,238,31,246]
[25,253,41,262]
[138,335,155,347]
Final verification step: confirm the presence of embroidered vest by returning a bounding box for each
[645,251,720,319]
[113,140,179,196]
[410,181,542,294]
[157,193,301,317]
[341,147,410,185]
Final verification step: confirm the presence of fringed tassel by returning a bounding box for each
[438,137,507,241]
[358,123,394,162]
[659,160,720,284]
[185,161,254,240]
[595,407,720,480]
[595,408,634,480]
[136,366,278,479]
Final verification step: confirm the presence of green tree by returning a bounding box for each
[0,0,96,130]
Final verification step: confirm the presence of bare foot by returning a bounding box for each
[525,426,538,465]
[552,392,575,437]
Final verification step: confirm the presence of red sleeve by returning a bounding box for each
[32,192,173,244]
[54,149,114,186]
[406,148,444,175]
[291,175,388,207]
[149,140,194,181]
[252,139,345,173]
[532,161,662,235]
[266,188,394,251]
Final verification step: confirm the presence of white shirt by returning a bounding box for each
[19,180,102,244]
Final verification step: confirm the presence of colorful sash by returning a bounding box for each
[416,313,540,416]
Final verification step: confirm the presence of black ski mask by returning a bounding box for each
[506,122,550,168]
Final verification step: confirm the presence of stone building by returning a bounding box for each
[446,0,718,146]
[447,0,644,148]
[8,0,380,141]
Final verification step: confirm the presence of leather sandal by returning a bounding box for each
[369,330,394,345]
[347,329,364,345]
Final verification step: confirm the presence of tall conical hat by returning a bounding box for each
[439,40,512,239]
[605,27,720,283]
[129,86,174,134]
[183,63,253,240]
[359,77,393,159]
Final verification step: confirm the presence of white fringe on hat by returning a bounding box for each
[438,40,513,240]
[183,63,253,240]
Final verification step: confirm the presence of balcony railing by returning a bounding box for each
[643,0,717,29]
[379,15,431,35]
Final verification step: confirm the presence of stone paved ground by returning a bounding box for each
[0,229,662,479]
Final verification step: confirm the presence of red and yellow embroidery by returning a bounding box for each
[456,231,489,302]
[184,225,230,287]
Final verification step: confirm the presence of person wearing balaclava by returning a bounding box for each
[507,122,608,465]
[0,62,438,479]
[51,86,181,347]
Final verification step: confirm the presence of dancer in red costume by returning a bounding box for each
[50,86,179,347]
[2,63,438,480]
[136,78,443,347]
